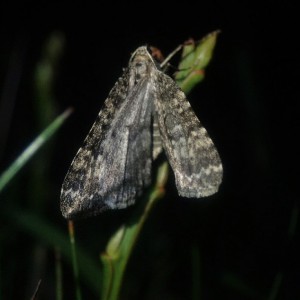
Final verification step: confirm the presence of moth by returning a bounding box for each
[60,46,222,219]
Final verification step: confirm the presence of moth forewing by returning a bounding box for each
[153,71,222,198]
[60,47,155,219]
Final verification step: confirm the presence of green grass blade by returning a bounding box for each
[0,108,72,193]
[55,247,63,300]
[3,205,101,295]
[68,221,82,300]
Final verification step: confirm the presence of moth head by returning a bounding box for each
[129,46,156,86]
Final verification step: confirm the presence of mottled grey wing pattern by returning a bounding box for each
[60,69,153,219]
[60,46,223,219]
[154,71,223,198]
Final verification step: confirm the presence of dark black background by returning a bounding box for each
[0,1,298,299]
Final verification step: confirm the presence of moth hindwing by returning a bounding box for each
[60,46,222,219]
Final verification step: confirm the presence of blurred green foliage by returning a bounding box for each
[0,30,295,300]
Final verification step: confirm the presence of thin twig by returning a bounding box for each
[30,279,42,300]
